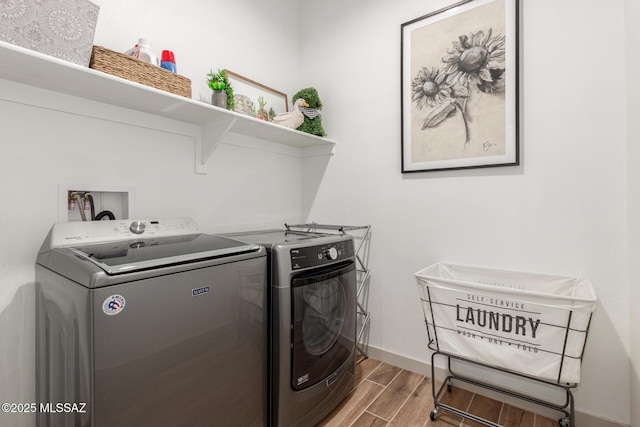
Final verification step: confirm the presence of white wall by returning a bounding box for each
[0,2,304,426]
[625,0,640,425]
[1,1,637,426]
[301,0,631,424]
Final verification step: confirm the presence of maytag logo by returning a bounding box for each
[191,286,211,297]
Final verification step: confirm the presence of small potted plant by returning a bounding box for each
[256,96,268,121]
[207,69,234,110]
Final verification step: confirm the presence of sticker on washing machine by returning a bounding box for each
[102,294,126,316]
[191,286,211,297]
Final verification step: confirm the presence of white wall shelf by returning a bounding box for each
[0,41,335,172]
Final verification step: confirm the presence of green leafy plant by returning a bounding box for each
[207,69,226,90]
[207,69,235,110]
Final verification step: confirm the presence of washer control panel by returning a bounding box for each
[290,239,354,270]
[48,218,202,248]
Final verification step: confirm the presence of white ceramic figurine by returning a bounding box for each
[272,98,309,129]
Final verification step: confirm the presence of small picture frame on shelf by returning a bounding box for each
[224,70,288,120]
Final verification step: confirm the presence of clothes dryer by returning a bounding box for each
[225,230,356,427]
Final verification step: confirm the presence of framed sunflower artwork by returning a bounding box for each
[401,0,520,173]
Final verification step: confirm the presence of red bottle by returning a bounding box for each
[160,50,176,73]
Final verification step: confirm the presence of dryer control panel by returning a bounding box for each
[290,239,354,270]
[47,218,202,248]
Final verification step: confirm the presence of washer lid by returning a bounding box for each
[64,234,259,275]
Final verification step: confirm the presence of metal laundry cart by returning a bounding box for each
[415,262,597,427]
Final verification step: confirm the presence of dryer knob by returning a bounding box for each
[324,247,338,260]
[129,221,146,234]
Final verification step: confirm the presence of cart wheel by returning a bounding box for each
[558,417,570,427]
[430,408,438,421]
[446,379,452,393]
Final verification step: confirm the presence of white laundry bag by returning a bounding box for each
[415,263,597,384]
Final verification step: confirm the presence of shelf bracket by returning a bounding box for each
[196,117,237,174]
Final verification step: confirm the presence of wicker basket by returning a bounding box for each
[89,46,191,98]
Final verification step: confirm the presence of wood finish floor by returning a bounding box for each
[318,357,559,427]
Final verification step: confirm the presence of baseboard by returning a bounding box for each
[364,346,628,427]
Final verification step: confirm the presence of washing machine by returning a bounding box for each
[35,218,267,427]
[225,230,356,427]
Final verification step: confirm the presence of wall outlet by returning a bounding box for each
[59,184,135,222]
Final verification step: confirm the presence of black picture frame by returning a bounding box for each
[401,0,520,173]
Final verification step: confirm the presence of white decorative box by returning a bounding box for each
[0,0,99,67]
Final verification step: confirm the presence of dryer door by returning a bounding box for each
[290,260,356,391]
